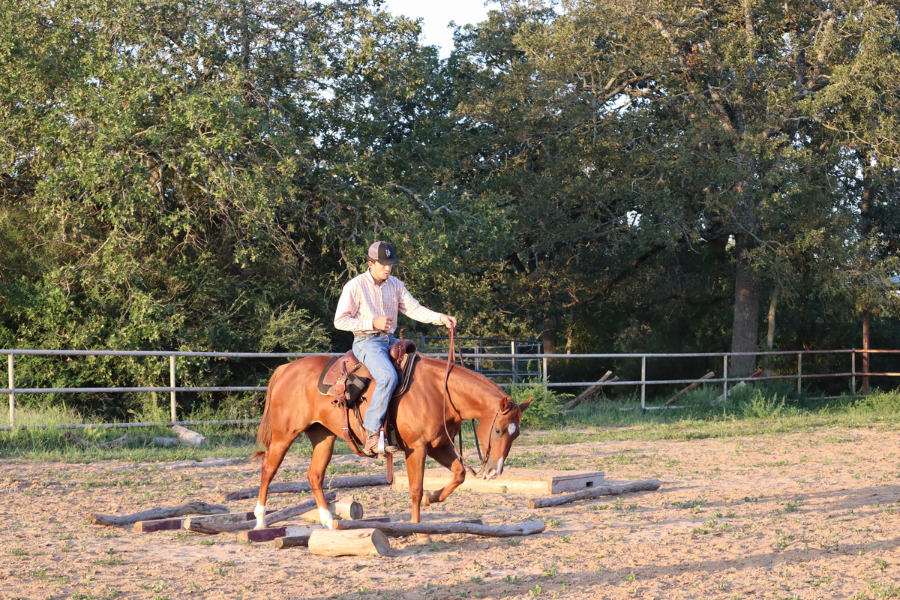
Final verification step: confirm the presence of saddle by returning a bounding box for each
[316,339,419,469]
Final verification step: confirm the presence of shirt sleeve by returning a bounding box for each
[397,282,444,325]
[334,280,373,332]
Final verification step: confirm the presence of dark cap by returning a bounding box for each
[367,241,399,265]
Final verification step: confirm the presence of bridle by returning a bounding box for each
[442,326,519,475]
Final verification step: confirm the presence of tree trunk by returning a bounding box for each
[730,233,760,377]
[540,316,557,355]
[764,286,779,377]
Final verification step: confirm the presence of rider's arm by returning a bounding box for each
[397,282,444,326]
[334,280,373,332]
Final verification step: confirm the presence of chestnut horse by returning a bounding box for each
[250,352,531,529]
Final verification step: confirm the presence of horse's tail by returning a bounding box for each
[254,363,289,459]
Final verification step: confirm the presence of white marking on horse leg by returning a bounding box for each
[254,502,266,530]
[508,423,517,435]
[319,507,335,529]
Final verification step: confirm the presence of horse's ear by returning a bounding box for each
[518,397,532,413]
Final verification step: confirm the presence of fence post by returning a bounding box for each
[8,354,14,429]
[542,356,548,390]
[723,355,728,400]
[170,355,177,423]
[474,344,480,373]
[511,341,518,385]
[851,351,856,395]
[797,353,802,394]
[640,355,646,410]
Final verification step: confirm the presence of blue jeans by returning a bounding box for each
[352,334,398,434]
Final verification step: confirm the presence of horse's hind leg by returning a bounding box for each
[306,424,338,529]
[423,444,467,506]
[255,431,294,529]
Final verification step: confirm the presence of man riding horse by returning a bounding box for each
[333,241,457,455]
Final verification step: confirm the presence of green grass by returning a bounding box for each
[2,384,900,461]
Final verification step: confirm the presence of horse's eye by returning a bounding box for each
[495,428,501,434]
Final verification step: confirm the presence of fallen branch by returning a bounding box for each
[90,501,229,527]
[563,371,614,410]
[219,475,390,502]
[528,479,661,509]
[334,518,544,538]
[171,424,207,447]
[187,491,336,534]
[663,372,715,407]
[64,432,179,449]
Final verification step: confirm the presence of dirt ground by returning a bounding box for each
[2,427,900,600]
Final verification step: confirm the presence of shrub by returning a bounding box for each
[508,383,570,429]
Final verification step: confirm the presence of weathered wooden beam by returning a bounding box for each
[90,502,229,527]
[274,535,311,549]
[307,528,391,557]
[219,475,389,502]
[64,432,179,449]
[171,424,207,447]
[187,491,336,534]
[528,479,661,509]
[239,524,320,543]
[300,499,363,523]
[393,471,604,495]
[334,519,544,538]
[663,372,715,407]
[563,371,613,410]
[133,511,274,533]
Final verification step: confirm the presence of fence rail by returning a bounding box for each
[3,348,899,430]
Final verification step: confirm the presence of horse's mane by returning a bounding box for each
[416,353,508,402]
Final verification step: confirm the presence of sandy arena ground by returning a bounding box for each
[2,427,900,600]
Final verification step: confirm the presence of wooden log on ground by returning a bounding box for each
[528,479,661,509]
[219,475,390,502]
[135,510,274,533]
[187,491,336,534]
[563,371,613,410]
[90,501,229,527]
[239,524,320,543]
[394,470,604,495]
[307,528,391,557]
[171,424,207,447]
[64,432,179,449]
[300,499,363,523]
[274,535,311,549]
[663,372,716,407]
[334,519,544,538]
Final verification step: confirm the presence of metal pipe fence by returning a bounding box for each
[3,348,899,430]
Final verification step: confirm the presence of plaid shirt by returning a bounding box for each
[334,270,443,335]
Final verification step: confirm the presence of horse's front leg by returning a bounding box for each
[306,424,338,529]
[404,445,428,524]
[254,433,294,530]
[422,444,466,506]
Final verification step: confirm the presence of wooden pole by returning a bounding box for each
[308,528,391,557]
[171,424,207,447]
[334,519,545,538]
[274,535,311,549]
[170,355,177,422]
[562,371,613,410]
[219,475,390,502]
[662,372,715,407]
[187,492,336,534]
[239,524,319,543]
[90,501,229,527]
[528,479,661,509]
[64,432,180,449]
[300,499,363,523]
[863,310,870,394]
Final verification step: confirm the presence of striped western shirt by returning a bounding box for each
[334,270,444,335]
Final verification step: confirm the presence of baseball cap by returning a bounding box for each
[368,241,399,265]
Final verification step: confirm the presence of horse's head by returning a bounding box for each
[475,396,532,480]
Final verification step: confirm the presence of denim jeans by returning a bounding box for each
[352,334,398,434]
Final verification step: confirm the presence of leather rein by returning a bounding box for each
[441,326,518,476]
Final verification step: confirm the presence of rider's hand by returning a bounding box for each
[372,316,393,331]
[440,314,458,329]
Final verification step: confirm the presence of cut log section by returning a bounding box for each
[563,371,614,410]
[300,499,363,523]
[135,510,276,533]
[307,528,391,557]
[90,501,229,527]
[187,492,336,534]
[274,535,311,549]
[171,424,207,447]
[335,519,544,538]
[219,475,390,502]
[64,432,179,449]
[528,479,661,509]
[239,524,321,543]
[393,471,604,495]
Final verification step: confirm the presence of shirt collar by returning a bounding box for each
[364,269,388,288]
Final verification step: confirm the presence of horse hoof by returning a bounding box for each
[416,533,432,543]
